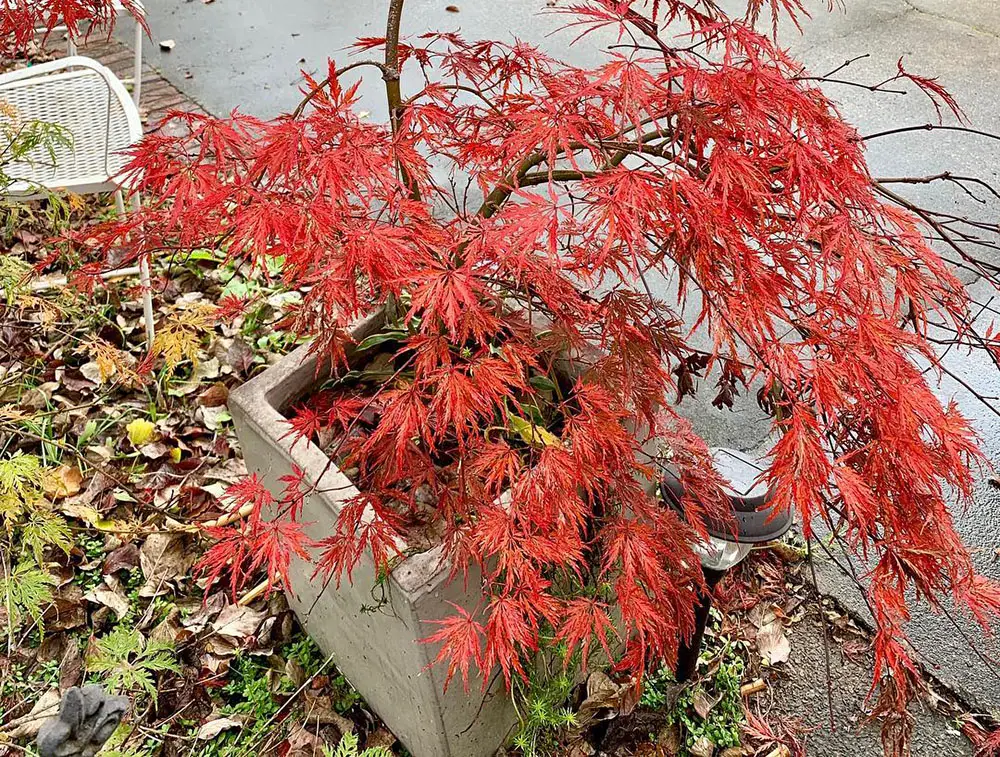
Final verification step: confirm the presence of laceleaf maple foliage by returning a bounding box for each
[80,0,1000,751]
[1,0,145,58]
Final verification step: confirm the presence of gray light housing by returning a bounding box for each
[660,447,793,544]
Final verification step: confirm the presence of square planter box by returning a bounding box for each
[228,313,517,757]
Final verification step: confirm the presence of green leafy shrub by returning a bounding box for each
[0,454,73,562]
[0,560,56,641]
[639,664,676,711]
[221,655,281,718]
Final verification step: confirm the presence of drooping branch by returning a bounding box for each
[876,181,999,282]
[476,124,682,219]
[862,123,1000,143]
[876,172,1000,204]
[291,59,390,119]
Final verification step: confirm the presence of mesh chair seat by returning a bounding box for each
[0,56,142,197]
[0,55,153,343]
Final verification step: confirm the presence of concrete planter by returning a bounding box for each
[228,313,516,757]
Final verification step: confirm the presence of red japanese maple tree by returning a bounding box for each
[1,0,144,58]
[82,0,1000,751]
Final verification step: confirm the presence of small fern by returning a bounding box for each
[0,453,45,514]
[0,454,73,640]
[0,455,73,561]
[0,560,55,641]
[324,732,392,757]
[151,303,218,375]
[0,101,73,191]
[19,507,73,564]
[86,626,181,702]
[0,253,35,302]
[510,665,577,757]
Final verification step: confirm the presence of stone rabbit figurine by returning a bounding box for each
[36,685,128,757]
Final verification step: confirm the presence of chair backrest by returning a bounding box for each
[2,1,145,105]
[0,56,142,198]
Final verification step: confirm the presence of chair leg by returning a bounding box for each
[114,189,155,345]
[132,22,143,106]
[139,255,155,344]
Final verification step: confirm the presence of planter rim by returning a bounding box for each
[228,316,453,598]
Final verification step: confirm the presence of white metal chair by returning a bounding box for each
[3,0,145,106]
[0,55,154,342]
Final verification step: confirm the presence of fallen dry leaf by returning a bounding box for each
[59,638,83,689]
[572,671,642,735]
[692,688,722,720]
[1,688,60,739]
[86,582,131,620]
[172,357,221,396]
[44,465,83,499]
[79,361,105,383]
[200,404,230,431]
[42,584,87,631]
[756,620,791,665]
[225,337,255,375]
[365,727,396,749]
[200,651,233,674]
[196,716,243,740]
[103,542,141,575]
[60,502,122,532]
[284,722,325,757]
[180,591,227,633]
[63,470,115,510]
[212,603,265,641]
[139,532,195,597]
[302,690,354,735]
[19,381,58,411]
[690,736,714,757]
[139,441,171,459]
[198,381,230,407]
[747,603,775,629]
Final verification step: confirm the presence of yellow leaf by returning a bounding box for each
[126,419,156,446]
[42,465,83,499]
[67,192,87,212]
[82,337,143,386]
[60,503,124,532]
[508,413,562,449]
[151,303,218,374]
[169,447,182,463]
